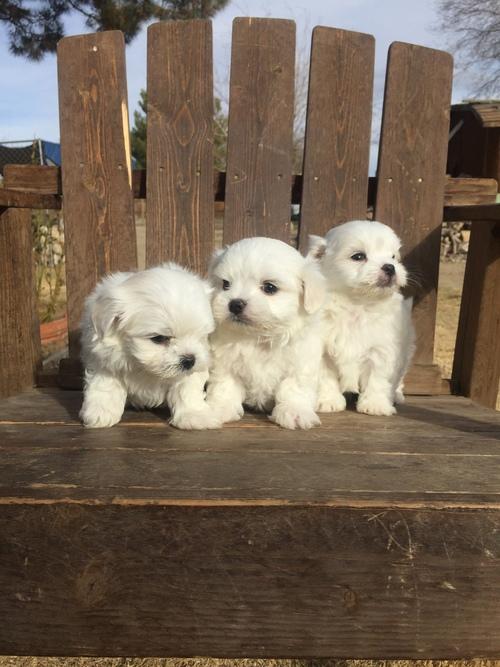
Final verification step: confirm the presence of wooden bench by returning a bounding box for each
[1,18,500,659]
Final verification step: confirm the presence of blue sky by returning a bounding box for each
[0,0,471,150]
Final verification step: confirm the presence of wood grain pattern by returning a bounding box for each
[146,20,214,273]
[444,203,500,222]
[3,164,496,208]
[298,27,374,249]
[443,176,498,206]
[0,188,61,209]
[0,208,41,398]
[3,165,61,194]
[223,18,295,244]
[1,504,500,658]
[375,43,453,367]
[57,31,137,356]
[472,102,500,128]
[452,128,500,408]
[1,389,500,656]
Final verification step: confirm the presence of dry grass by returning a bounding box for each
[434,261,466,378]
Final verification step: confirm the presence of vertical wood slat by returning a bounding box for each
[146,20,214,273]
[375,43,453,367]
[298,28,374,250]
[57,31,137,356]
[452,128,500,408]
[0,208,41,398]
[224,18,295,244]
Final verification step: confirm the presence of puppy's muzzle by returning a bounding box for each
[180,354,195,371]
[228,299,246,316]
[378,263,396,287]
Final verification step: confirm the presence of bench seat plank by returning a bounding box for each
[1,389,500,657]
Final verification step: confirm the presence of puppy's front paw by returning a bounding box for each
[394,385,405,404]
[357,394,396,417]
[270,404,321,430]
[80,402,123,428]
[317,392,346,413]
[170,409,222,430]
[212,403,244,424]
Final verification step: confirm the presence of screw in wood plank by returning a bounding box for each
[91,46,98,52]
[314,176,319,181]
[233,174,239,181]
[388,177,393,183]
[277,174,283,180]
[417,177,423,183]
[117,164,123,170]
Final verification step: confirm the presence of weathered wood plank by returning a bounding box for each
[2,503,500,658]
[298,27,374,249]
[224,18,295,243]
[3,164,61,194]
[472,102,500,128]
[443,176,498,206]
[3,164,496,208]
[375,43,453,370]
[0,189,61,209]
[1,388,500,657]
[4,390,500,433]
[146,20,214,272]
[452,129,500,408]
[444,203,500,222]
[57,31,137,356]
[0,209,41,398]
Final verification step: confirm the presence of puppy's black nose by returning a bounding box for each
[382,263,395,277]
[229,299,246,315]
[180,354,195,370]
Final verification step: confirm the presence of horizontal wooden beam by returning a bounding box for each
[0,188,62,210]
[2,165,498,211]
[443,203,500,222]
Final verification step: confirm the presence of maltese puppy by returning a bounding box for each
[80,263,221,430]
[207,237,326,429]
[309,220,415,416]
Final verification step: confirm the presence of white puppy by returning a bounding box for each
[80,263,221,430]
[309,220,415,416]
[207,237,325,429]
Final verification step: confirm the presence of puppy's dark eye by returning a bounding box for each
[150,335,171,345]
[392,254,396,259]
[222,279,230,291]
[262,281,278,295]
[351,252,367,261]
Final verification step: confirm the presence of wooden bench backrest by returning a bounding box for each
[56,19,453,393]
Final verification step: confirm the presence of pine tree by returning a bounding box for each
[0,0,230,60]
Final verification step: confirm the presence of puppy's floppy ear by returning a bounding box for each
[302,259,326,314]
[307,234,327,260]
[89,294,121,340]
[207,248,225,276]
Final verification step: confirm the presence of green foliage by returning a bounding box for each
[130,89,228,170]
[1,0,231,60]
[130,89,147,169]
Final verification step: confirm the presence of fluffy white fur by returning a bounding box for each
[309,220,415,416]
[207,237,326,429]
[80,263,220,430]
